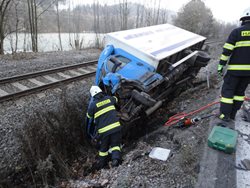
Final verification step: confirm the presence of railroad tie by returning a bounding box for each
[69,70,82,76]
[78,68,89,73]
[57,72,71,79]
[11,82,29,91]
[87,66,96,71]
[43,75,59,82]
[28,78,45,86]
[0,88,8,96]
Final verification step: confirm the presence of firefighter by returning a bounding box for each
[218,8,250,125]
[86,85,122,170]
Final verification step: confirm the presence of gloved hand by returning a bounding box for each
[217,64,224,76]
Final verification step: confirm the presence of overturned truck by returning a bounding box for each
[88,24,210,137]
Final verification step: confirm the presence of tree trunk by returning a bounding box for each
[27,0,38,52]
[0,20,4,54]
[56,0,62,51]
[0,0,12,54]
[0,34,4,54]
[14,1,20,53]
[34,0,38,52]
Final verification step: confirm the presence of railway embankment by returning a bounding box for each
[0,49,100,185]
[0,46,223,187]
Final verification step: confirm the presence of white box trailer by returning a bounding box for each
[105,24,206,69]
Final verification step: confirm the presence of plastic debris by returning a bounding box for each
[149,147,171,161]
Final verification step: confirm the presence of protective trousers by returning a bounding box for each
[98,131,121,165]
[220,74,250,120]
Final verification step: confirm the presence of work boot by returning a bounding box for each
[216,114,230,127]
[218,114,230,122]
[230,111,237,120]
[111,159,121,167]
[92,160,109,171]
[216,116,235,129]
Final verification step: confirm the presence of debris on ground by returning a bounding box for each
[149,147,171,161]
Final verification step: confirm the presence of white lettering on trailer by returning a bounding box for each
[105,24,205,69]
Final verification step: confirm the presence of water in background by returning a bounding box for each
[4,33,104,53]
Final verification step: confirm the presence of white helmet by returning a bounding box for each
[240,8,250,21]
[90,85,102,97]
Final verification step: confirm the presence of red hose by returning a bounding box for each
[245,96,250,101]
[164,101,220,126]
[164,96,250,127]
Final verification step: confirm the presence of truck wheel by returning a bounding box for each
[196,51,210,62]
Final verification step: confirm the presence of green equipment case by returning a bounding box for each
[208,126,238,154]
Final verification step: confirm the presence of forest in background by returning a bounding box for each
[0,0,237,54]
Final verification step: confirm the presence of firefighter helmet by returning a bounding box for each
[90,85,102,97]
[240,8,250,21]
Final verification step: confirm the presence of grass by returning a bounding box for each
[14,89,94,187]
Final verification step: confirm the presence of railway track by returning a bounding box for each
[0,60,98,103]
[0,39,222,104]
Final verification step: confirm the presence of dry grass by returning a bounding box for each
[16,90,93,187]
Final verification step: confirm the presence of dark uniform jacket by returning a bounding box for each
[87,94,121,137]
[219,22,250,76]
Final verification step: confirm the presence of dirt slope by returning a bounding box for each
[65,72,220,188]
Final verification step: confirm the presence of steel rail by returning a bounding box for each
[0,71,96,103]
[0,59,98,84]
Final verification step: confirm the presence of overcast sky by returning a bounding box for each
[65,0,248,23]
[163,0,247,23]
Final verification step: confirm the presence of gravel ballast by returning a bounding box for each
[0,49,100,79]
[0,49,100,185]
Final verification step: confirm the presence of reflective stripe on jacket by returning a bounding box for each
[219,22,250,76]
[87,94,121,136]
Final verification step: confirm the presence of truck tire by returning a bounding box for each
[196,51,210,62]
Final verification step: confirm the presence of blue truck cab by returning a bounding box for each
[93,24,210,122]
[96,45,163,94]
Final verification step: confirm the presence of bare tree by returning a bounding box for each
[135,3,141,28]
[159,9,168,24]
[56,0,62,51]
[93,0,100,34]
[27,0,62,52]
[173,0,216,38]
[0,0,172,54]
[27,0,38,52]
[7,0,21,53]
[154,0,161,25]
[119,0,129,30]
[0,0,12,54]
[93,0,101,47]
